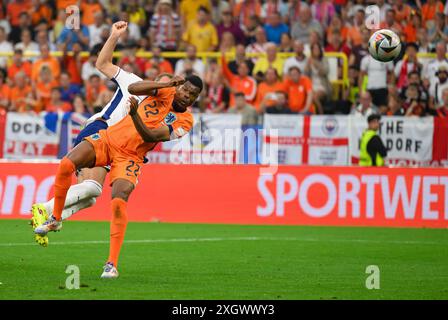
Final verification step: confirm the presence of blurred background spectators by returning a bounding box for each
[0,0,447,121]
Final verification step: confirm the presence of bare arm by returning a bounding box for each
[95,21,128,79]
[128,75,185,96]
[128,97,171,142]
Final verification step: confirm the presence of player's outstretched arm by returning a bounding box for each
[96,21,128,79]
[128,75,185,96]
[127,97,171,142]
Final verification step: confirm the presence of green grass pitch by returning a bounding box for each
[1,219,447,300]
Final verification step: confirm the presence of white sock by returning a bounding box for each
[42,180,103,216]
[62,197,97,221]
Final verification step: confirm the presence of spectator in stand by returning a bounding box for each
[35,65,59,111]
[246,26,268,62]
[0,71,10,111]
[305,43,332,114]
[376,0,392,21]
[119,42,146,76]
[219,32,236,55]
[45,87,72,113]
[31,43,60,83]
[326,14,349,45]
[8,49,32,80]
[399,70,430,106]
[311,0,336,29]
[81,0,103,26]
[182,6,218,52]
[346,9,365,47]
[180,0,212,28]
[393,0,413,25]
[253,43,285,79]
[254,67,285,111]
[228,44,255,76]
[421,0,444,28]
[14,29,38,56]
[52,9,67,43]
[261,0,289,21]
[210,0,231,25]
[343,65,361,110]
[429,65,448,108]
[233,0,262,32]
[204,72,230,113]
[244,15,263,45]
[228,92,259,126]
[423,41,448,88]
[403,11,422,43]
[85,74,106,109]
[433,87,448,117]
[279,33,293,53]
[62,42,84,86]
[59,72,81,103]
[57,20,90,51]
[287,0,305,25]
[416,27,432,53]
[9,12,33,44]
[9,71,35,112]
[117,12,141,43]
[7,0,32,30]
[72,94,92,115]
[385,94,405,116]
[283,66,314,114]
[263,12,289,45]
[125,0,147,29]
[0,26,13,70]
[350,91,379,117]
[380,9,403,34]
[144,45,174,75]
[283,40,308,74]
[149,0,181,51]
[81,45,105,83]
[359,51,394,111]
[221,51,257,106]
[325,30,351,58]
[30,0,53,26]
[291,5,324,45]
[395,42,422,91]
[175,44,205,78]
[403,84,427,117]
[261,91,294,114]
[88,11,109,49]
[428,12,448,48]
[217,8,245,45]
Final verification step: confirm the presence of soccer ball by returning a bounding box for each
[368,29,402,62]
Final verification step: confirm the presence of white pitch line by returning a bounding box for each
[1,236,447,247]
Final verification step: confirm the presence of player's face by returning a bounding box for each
[174,82,201,111]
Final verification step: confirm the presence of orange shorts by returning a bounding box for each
[84,130,143,186]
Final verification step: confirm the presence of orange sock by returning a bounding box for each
[108,198,128,267]
[53,157,75,221]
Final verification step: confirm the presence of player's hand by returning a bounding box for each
[127,96,139,116]
[168,75,186,87]
[111,21,128,38]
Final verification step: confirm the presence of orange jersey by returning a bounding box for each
[105,87,177,159]
[221,55,257,106]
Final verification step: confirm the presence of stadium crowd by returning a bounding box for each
[1,0,448,125]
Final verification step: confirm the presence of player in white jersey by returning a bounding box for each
[30,21,145,246]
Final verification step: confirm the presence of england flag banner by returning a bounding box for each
[147,113,243,164]
[307,116,349,165]
[263,114,304,165]
[349,116,434,166]
[3,112,61,159]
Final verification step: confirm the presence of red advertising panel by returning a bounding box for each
[0,163,447,228]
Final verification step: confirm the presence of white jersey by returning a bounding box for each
[86,68,146,126]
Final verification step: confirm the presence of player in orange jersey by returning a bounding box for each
[35,74,202,278]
